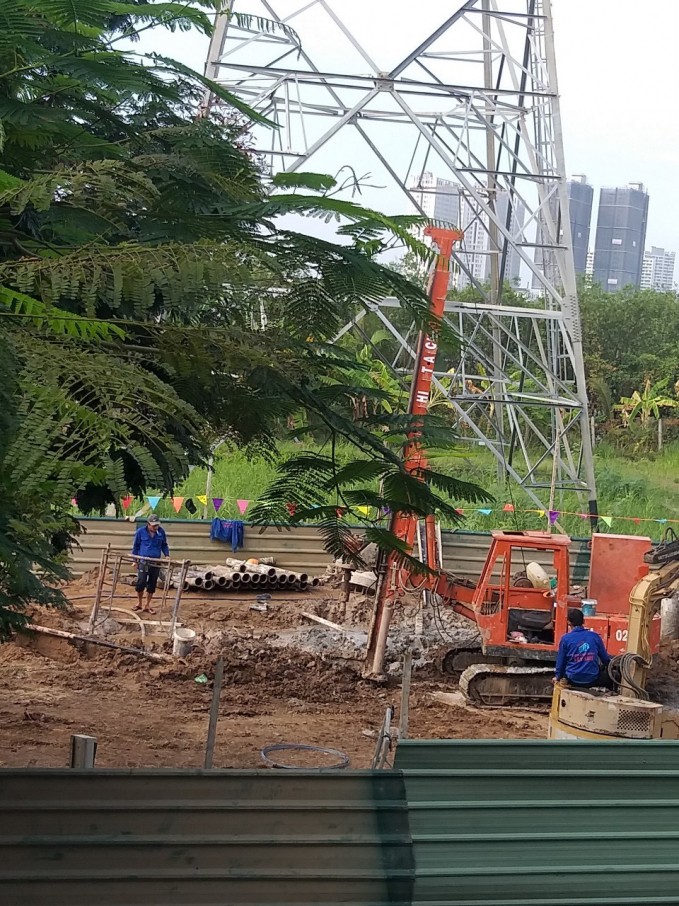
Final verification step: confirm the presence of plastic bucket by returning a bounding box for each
[173,627,196,657]
[581,599,597,617]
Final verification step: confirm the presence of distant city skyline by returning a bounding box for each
[412,171,675,293]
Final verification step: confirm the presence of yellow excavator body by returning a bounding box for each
[547,545,679,741]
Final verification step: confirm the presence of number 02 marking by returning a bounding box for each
[615,629,628,643]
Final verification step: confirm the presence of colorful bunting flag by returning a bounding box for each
[184,498,197,515]
[196,495,208,506]
[503,503,515,512]
[71,498,78,507]
[286,503,297,516]
[600,515,613,528]
[382,506,391,517]
[548,510,560,526]
[633,518,641,525]
[121,495,133,510]
[336,507,345,518]
[237,499,249,515]
[356,505,371,516]
[212,498,224,513]
[455,508,465,516]
[146,495,161,511]
[478,508,492,516]
[656,518,668,524]
[171,497,184,513]
[538,509,545,518]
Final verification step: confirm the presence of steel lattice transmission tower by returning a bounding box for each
[204,0,598,519]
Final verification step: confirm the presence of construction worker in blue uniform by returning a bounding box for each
[554,608,612,688]
[131,514,170,614]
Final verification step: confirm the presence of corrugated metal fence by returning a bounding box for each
[4,740,679,905]
[394,739,679,904]
[72,518,592,581]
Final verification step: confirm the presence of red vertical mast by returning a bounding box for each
[365,226,464,677]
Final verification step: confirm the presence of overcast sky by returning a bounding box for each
[140,0,679,252]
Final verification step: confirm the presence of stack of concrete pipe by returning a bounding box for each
[182,557,320,593]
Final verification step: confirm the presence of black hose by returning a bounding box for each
[609,653,651,700]
[260,743,350,771]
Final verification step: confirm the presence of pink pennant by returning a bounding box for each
[71,498,78,507]
[171,497,184,513]
[455,508,465,516]
[237,499,249,515]
[633,518,641,525]
[548,510,560,525]
[212,498,224,513]
[121,495,133,510]
[286,503,297,517]
[336,507,345,518]
[503,504,514,512]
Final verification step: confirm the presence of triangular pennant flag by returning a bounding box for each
[121,495,133,510]
[381,506,391,517]
[478,508,492,516]
[548,510,560,526]
[71,497,78,507]
[171,496,184,514]
[146,495,161,511]
[236,499,249,515]
[633,517,641,525]
[196,495,208,505]
[286,503,297,516]
[455,508,465,516]
[184,498,197,515]
[538,509,545,518]
[600,515,613,528]
[336,507,345,518]
[357,505,370,516]
[503,503,515,512]
[212,497,224,513]
[656,518,668,525]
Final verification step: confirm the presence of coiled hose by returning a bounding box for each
[609,653,652,700]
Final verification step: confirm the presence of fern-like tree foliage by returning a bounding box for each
[0,0,488,632]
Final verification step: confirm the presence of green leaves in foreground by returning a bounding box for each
[249,443,493,564]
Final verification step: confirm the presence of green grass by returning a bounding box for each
[130,439,679,542]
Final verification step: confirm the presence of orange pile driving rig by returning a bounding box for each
[364,226,660,705]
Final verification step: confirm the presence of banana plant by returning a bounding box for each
[615,378,679,427]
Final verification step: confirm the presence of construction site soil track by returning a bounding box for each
[0,578,555,768]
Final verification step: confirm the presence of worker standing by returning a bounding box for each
[554,608,612,689]
[131,514,170,614]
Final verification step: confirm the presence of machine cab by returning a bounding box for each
[473,531,570,661]
[472,531,659,662]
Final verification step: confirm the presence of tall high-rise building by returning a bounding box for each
[532,174,592,289]
[568,175,594,275]
[641,246,676,291]
[593,183,649,292]
[410,173,526,287]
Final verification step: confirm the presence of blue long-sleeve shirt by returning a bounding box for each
[131,525,169,559]
[555,625,610,684]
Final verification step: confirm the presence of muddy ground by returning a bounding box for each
[0,569,571,769]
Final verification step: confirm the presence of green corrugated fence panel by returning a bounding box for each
[393,738,679,771]
[396,739,679,904]
[0,769,413,906]
[4,742,679,904]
